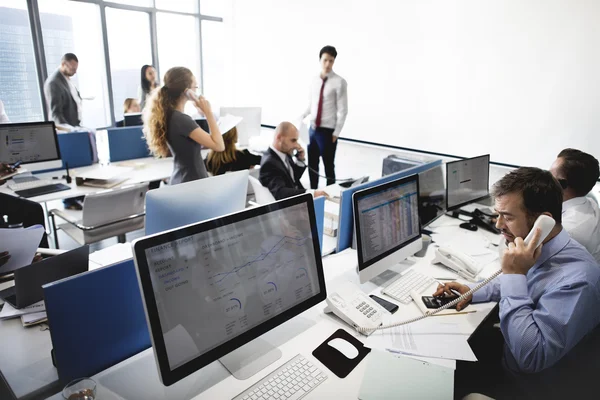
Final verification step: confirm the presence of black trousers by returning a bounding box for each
[308,126,337,189]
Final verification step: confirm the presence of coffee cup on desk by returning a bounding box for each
[414,234,432,258]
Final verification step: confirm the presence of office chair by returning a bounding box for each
[0,193,49,248]
[248,175,276,205]
[49,183,148,247]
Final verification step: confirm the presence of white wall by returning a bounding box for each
[221,0,600,168]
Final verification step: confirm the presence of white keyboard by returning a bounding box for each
[232,354,327,400]
[382,269,436,304]
[8,179,56,191]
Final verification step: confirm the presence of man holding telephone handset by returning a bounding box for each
[436,168,600,398]
[259,122,328,200]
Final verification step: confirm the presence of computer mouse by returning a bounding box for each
[459,222,478,232]
[327,338,359,359]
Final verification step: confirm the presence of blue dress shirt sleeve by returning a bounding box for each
[499,274,596,373]
[468,277,501,303]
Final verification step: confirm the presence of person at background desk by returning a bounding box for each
[259,121,328,200]
[300,45,348,189]
[139,65,159,109]
[205,121,262,176]
[550,148,600,263]
[0,162,17,185]
[143,66,224,185]
[0,100,9,123]
[116,98,141,127]
[435,167,600,397]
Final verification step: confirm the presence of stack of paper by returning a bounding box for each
[365,318,477,362]
[0,300,47,326]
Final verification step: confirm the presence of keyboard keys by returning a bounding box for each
[382,269,435,304]
[233,355,327,400]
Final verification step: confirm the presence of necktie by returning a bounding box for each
[315,77,327,128]
[285,156,295,180]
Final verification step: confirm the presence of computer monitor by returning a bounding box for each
[220,107,261,146]
[336,159,441,253]
[353,174,422,283]
[124,113,143,127]
[446,154,490,211]
[132,193,326,385]
[418,164,446,228]
[145,170,249,235]
[0,121,62,172]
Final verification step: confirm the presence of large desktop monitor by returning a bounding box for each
[446,154,490,211]
[133,193,326,385]
[145,170,249,235]
[220,107,261,146]
[0,121,62,171]
[418,164,446,229]
[353,174,422,283]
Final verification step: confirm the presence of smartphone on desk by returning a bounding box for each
[369,295,399,314]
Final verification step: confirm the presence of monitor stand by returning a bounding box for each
[219,337,282,380]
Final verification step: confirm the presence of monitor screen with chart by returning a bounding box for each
[353,174,422,283]
[133,193,326,385]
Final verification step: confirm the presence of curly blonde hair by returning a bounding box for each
[142,67,193,158]
[206,127,238,175]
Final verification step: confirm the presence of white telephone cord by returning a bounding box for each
[356,269,502,335]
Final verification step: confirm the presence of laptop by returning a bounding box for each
[0,245,89,309]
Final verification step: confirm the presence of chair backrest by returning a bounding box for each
[106,127,150,162]
[57,132,94,169]
[43,259,151,383]
[0,193,48,248]
[248,175,276,204]
[82,183,148,242]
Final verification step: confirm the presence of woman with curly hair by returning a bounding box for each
[142,66,224,185]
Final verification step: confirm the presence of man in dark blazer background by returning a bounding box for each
[44,53,82,130]
[259,122,328,200]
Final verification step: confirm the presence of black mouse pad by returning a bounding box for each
[312,328,371,378]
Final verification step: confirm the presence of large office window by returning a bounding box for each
[200,0,224,17]
[155,0,197,14]
[39,0,111,128]
[0,0,44,123]
[109,0,152,6]
[157,13,201,82]
[106,8,152,121]
[202,20,225,106]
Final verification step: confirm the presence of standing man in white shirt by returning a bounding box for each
[301,46,348,189]
[550,148,600,262]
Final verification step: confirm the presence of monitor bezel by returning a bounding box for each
[352,174,422,272]
[417,164,446,228]
[133,193,326,386]
[0,121,62,167]
[445,154,491,211]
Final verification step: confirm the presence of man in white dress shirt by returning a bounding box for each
[550,148,600,262]
[301,46,348,189]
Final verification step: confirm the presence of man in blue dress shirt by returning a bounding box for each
[436,167,600,397]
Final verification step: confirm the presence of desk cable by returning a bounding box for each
[356,269,503,335]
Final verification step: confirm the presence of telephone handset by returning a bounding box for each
[185,89,199,102]
[325,215,556,335]
[324,281,384,335]
[432,246,480,281]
